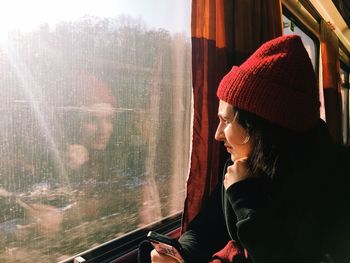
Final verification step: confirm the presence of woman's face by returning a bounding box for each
[80,103,114,151]
[215,100,252,161]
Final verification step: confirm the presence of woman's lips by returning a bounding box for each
[224,144,232,152]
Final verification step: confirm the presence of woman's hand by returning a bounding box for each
[224,157,253,189]
[150,249,180,263]
[66,144,89,170]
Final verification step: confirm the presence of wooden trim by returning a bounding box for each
[297,0,321,22]
[282,0,320,39]
[283,0,350,66]
[307,0,350,61]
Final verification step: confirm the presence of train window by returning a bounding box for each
[0,0,192,262]
[282,15,317,70]
[282,13,326,121]
[340,67,349,145]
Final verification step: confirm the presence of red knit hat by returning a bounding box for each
[71,72,117,107]
[217,35,320,131]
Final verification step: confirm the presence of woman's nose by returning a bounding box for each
[215,125,225,141]
[96,120,109,134]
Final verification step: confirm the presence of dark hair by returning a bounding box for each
[233,108,315,179]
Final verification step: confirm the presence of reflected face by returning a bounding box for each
[80,103,114,151]
[215,100,252,161]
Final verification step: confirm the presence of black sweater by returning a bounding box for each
[179,122,350,263]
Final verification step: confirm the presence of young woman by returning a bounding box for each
[146,35,350,263]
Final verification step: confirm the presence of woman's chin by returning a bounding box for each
[230,152,246,162]
[230,153,237,162]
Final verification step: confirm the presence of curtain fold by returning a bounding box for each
[320,19,342,143]
[182,0,282,233]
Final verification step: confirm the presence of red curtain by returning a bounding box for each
[182,0,283,232]
[320,19,342,143]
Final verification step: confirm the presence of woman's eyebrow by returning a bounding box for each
[218,112,232,120]
[217,113,226,119]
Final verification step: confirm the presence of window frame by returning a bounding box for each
[59,213,182,263]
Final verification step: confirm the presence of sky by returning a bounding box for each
[0,0,191,37]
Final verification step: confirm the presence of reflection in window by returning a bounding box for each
[0,1,192,262]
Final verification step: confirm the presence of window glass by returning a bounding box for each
[282,14,325,120]
[0,1,192,262]
[340,68,349,145]
[282,15,317,69]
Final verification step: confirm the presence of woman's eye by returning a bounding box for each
[224,120,230,125]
